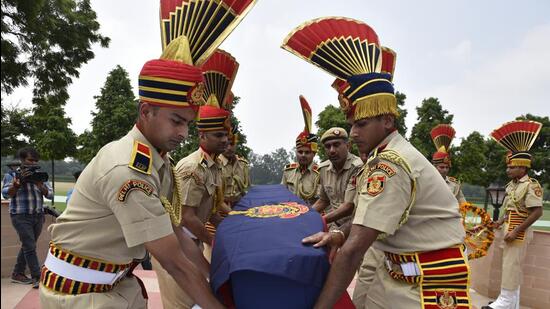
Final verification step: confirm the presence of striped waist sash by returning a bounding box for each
[40,243,137,295]
[507,210,527,241]
[384,245,471,308]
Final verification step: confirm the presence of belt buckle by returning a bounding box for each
[110,267,131,285]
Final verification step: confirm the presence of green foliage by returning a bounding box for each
[395,91,408,136]
[77,65,138,163]
[409,97,454,158]
[1,156,85,178]
[455,131,489,186]
[249,148,292,185]
[29,94,77,160]
[516,114,550,184]
[171,96,251,162]
[1,0,110,95]
[483,139,508,186]
[1,105,32,156]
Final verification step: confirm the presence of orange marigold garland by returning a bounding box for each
[459,202,496,260]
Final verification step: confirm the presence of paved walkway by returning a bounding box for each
[2,270,530,309]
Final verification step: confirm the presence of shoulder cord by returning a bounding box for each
[160,167,183,226]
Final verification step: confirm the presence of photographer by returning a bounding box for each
[1,147,53,288]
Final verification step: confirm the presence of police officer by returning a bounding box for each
[152,102,230,308]
[312,127,362,229]
[284,17,469,308]
[39,46,223,308]
[281,96,319,204]
[483,120,544,309]
[220,127,250,206]
[431,124,466,204]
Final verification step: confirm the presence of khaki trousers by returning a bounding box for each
[151,256,195,309]
[40,276,146,309]
[352,247,387,309]
[500,225,532,290]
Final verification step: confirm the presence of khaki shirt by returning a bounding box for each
[446,176,466,205]
[219,154,250,204]
[318,153,363,225]
[49,126,173,264]
[281,162,320,204]
[175,148,222,224]
[353,131,465,254]
[503,175,543,215]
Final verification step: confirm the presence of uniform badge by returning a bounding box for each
[372,162,396,177]
[117,179,154,202]
[366,174,385,196]
[534,186,542,197]
[129,141,152,175]
[435,290,457,309]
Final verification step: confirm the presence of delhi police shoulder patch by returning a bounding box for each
[117,179,154,202]
[371,162,396,177]
[129,141,152,175]
[285,162,299,170]
[365,173,386,197]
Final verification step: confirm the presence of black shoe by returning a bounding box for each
[11,273,32,285]
[32,278,40,289]
[480,306,494,309]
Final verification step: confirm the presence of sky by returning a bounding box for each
[4,0,550,155]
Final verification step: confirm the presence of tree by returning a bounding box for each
[483,139,508,186]
[171,96,251,162]
[516,114,550,185]
[1,0,110,95]
[1,105,31,156]
[395,91,408,136]
[409,97,454,158]
[77,65,138,163]
[249,148,292,185]
[455,131,488,186]
[29,94,78,204]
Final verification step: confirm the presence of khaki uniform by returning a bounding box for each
[219,154,250,205]
[318,152,363,228]
[40,126,174,308]
[352,131,467,308]
[500,175,543,290]
[281,162,319,205]
[446,176,466,204]
[153,148,222,309]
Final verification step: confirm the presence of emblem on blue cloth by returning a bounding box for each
[229,202,309,219]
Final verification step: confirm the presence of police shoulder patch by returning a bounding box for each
[365,172,386,197]
[129,141,152,175]
[371,162,396,177]
[529,178,543,198]
[312,163,320,173]
[117,179,154,202]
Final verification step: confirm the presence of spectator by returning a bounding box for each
[1,147,53,288]
[65,170,82,204]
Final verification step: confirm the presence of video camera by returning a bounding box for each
[16,164,49,184]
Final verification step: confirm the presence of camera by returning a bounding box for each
[16,165,49,184]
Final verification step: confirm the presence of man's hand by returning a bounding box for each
[302,231,345,262]
[504,229,518,242]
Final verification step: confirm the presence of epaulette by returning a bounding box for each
[129,141,152,175]
[318,160,331,169]
[447,176,458,183]
[285,162,299,170]
[200,152,209,169]
[237,156,249,165]
[529,178,540,185]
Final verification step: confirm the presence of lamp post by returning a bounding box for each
[486,183,506,221]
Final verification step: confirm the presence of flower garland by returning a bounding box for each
[459,202,496,260]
